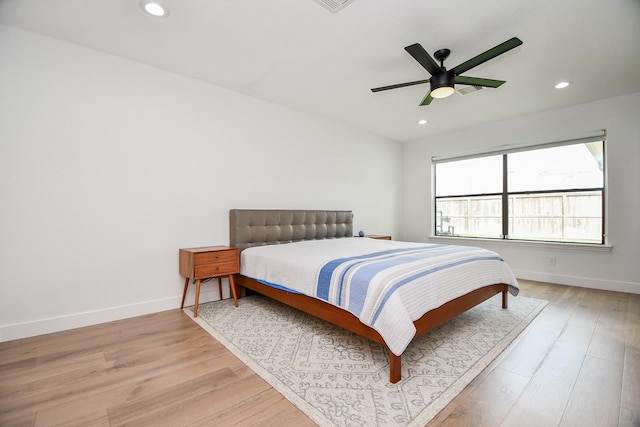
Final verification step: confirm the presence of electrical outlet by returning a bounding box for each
[547,256,556,266]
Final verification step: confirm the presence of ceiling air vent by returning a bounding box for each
[313,0,355,13]
[457,85,484,96]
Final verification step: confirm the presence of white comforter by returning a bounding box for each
[240,238,519,355]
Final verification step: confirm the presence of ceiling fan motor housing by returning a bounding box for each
[430,71,455,94]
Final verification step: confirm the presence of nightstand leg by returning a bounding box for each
[180,277,189,309]
[193,279,202,317]
[217,277,222,300]
[229,275,238,308]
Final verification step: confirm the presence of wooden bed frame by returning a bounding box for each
[229,209,508,383]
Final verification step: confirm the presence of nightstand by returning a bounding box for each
[179,246,240,317]
[358,235,392,240]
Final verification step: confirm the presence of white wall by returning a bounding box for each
[2,24,637,343]
[0,25,403,341]
[403,92,640,294]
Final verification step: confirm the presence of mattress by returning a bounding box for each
[240,237,519,355]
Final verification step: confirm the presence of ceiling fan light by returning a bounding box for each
[431,86,455,98]
[430,72,455,99]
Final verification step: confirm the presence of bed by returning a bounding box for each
[229,209,519,383]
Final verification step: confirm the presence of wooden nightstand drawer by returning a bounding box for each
[194,250,237,264]
[195,261,238,277]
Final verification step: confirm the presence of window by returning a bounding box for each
[434,133,605,244]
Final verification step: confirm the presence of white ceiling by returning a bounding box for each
[2,0,639,142]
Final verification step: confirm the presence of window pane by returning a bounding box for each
[508,142,603,192]
[436,155,502,196]
[436,196,502,238]
[433,139,605,245]
[508,191,602,243]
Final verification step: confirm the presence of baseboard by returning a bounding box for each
[0,288,222,343]
[4,273,637,343]
[513,269,640,294]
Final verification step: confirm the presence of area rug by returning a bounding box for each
[185,294,546,427]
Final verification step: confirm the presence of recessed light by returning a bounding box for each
[554,81,571,89]
[417,119,428,125]
[141,1,168,17]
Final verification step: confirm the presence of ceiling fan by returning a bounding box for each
[371,37,523,106]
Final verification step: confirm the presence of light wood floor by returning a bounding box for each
[1,280,638,427]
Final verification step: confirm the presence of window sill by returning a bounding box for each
[427,235,612,253]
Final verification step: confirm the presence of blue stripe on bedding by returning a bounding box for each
[255,278,303,294]
[343,245,476,312]
[316,244,478,309]
[369,255,503,323]
[316,248,419,300]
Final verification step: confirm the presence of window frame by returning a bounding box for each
[432,131,607,245]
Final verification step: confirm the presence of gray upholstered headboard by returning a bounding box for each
[229,209,353,251]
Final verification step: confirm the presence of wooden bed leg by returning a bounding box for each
[502,288,508,309]
[389,351,401,383]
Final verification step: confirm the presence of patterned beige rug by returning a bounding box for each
[185,293,546,427]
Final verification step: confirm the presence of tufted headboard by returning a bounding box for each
[229,209,353,251]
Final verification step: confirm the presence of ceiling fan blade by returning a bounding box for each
[371,78,430,92]
[404,43,441,76]
[420,91,434,106]
[455,76,506,88]
[451,37,523,75]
